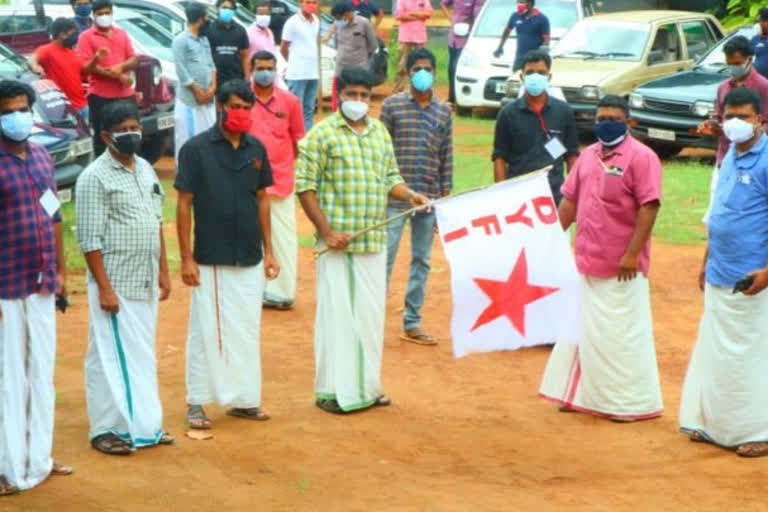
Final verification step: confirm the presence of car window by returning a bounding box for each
[130,6,185,35]
[682,21,716,61]
[552,20,649,61]
[695,27,753,71]
[648,23,681,65]
[0,43,27,76]
[474,0,581,38]
[0,14,51,34]
[117,18,173,62]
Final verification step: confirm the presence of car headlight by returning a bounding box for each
[692,101,714,118]
[581,86,603,100]
[152,64,161,87]
[629,93,644,109]
[458,49,479,69]
[506,80,521,98]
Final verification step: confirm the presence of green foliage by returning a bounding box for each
[721,0,761,29]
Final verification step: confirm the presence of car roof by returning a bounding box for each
[589,10,716,24]
[0,4,143,20]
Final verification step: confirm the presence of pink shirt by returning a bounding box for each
[561,136,662,279]
[248,87,305,198]
[78,25,136,99]
[247,25,276,57]
[396,0,432,44]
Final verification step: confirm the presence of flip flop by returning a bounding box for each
[226,407,270,421]
[158,432,175,445]
[51,461,73,476]
[374,395,391,407]
[315,398,345,414]
[187,405,212,430]
[0,476,19,496]
[400,329,437,346]
[91,433,133,456]
[737,442,768,458]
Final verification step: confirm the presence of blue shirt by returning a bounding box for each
[752,34,768,78]
[73,16,92,35]
[348,0,381,19]
[707,134,768,287]
[506,9,549,69]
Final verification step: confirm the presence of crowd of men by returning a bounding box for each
[1,0,768,499]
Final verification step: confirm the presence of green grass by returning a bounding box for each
[387,28,449,85]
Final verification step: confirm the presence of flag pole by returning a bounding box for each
[314,166,553,257]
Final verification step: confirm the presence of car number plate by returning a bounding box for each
[495,82,507,94]
[71,138,93,157]
[57,188,72,204]
[648,128,676,142]
[157,114,175,130]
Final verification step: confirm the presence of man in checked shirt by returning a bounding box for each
[0,80,71,496]
[75,100,174,456]
[380,48,453,346]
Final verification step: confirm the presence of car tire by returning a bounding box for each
[140,133,170,165]
[647,142,682,160]
[456,106,472,117]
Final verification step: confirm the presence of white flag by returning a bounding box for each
[435,173,582,358]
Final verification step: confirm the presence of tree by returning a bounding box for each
[722,0,762,29]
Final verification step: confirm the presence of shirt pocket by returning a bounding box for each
[597,171,627,205]
[723,172,758,211]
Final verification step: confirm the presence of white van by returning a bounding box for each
[454,0,592,113]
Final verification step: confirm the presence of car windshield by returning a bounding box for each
[474,0,581,38]
[116,17,174,62]
[552,20,649,61]
[0,43,27,77]
[695,27,755,72]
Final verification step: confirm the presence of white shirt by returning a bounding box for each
[282,12,319,80]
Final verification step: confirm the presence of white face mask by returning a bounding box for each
[723,117,756,144]
[255,15,271,28]
[340,100,368,122]
[95,14,112,28]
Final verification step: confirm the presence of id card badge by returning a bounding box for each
[544,137,566,160]
[40,188,61,217]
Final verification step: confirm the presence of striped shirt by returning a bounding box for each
[379,92,453,210]
[295,112,404,253]
[75,151,164,301]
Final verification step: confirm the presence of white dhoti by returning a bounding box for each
[315,251,386,412]
[679,285,768,447]
[85,281,163,447]
[174,98,216,163]
[0,294,55,490]
[186,264,265,408]
[264,193,298,304]
[539,275,663,420]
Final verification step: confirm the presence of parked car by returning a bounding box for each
[628,27,752,158]
[454,0,593,114]
[0,40,92,197]
[505,11,724,130]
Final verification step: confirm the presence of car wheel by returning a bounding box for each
[456,106,472,117]
[140,133,170,165]
[647,142,682,160]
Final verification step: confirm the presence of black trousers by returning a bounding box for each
[448,46,462,104]
[88,94,138,156]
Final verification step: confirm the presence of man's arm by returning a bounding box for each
[258,188,280,279]
[494,24,514,56]
[28,52,44,75]
[298,191,351,250]
[558,198,576,231]
[439,112,454,197]
[493,158,507,182]
[365,19,377,57]
[176,190,199,286]
[280,40,291,61]
[241,49,251,78]
[491,108,512,182]
[83,251,120,312]
[699,245,708,292]
[158,226,171,301]
[618,201,660,282]
[54,222,66,296]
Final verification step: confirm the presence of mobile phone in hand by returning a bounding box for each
[55,294,69,313]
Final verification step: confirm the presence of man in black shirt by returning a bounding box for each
[175,79,279,430]
[206,0,251,83]
[492,50,578,204]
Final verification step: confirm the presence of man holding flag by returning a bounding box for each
[539,95,664,422]
[296,67,428,415]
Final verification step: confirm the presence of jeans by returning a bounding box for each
[286,79,318,131]
[386,207,436,331]
[448,46,462,104]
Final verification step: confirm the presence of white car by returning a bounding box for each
[454,0,592,114]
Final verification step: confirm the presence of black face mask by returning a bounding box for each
[199,19,211,37]
[109,131,142,156]
[63,32,78,48]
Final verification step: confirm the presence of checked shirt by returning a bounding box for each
[295,113,404,254]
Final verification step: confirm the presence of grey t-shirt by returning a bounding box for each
[172,30,216,107]
[334,15,377,75]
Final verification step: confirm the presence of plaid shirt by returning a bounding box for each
[296,113,404,253]
[379,92,453,210]
[75,151,164,301]
[0,143,60,299]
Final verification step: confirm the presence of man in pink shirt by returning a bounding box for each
[77,0,138,156]
[247,3,276,56]
[249,50,305,309]
[393,0,432,93]
[539,95,664,423]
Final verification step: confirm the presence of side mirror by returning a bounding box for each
[453,22,470,37]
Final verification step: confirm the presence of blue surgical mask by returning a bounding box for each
[75,4,92,17]
[594,120,627,147]
[254,69,276,87]
[219,8,235,23]
[410,69,434,92]
[523,73,548,97]
[0,111,34,142]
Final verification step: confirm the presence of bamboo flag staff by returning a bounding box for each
[314,166,554,257]
[315,5,324,122]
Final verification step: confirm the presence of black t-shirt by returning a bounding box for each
[492,95,579,203]
[206,21,250,84]
[175,126,274,266]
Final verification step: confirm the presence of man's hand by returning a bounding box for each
[618,251,639,282]
[181,256,200,287]
[409,192,430,210]
[95,47,109,62]
[30,63,44,75]
[98,286,120,313]
[744,268,768,296]
[698,269,706,293]
[264,252,280,280]
[118,73,133,87]
[56,272,67,297]
[696,120,721,136]
[323,231,351,251]
[493,47,503,58]
[159,270,171,301]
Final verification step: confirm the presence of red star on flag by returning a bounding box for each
[470,250,560,336]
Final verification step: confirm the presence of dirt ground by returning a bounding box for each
[5,93,765,512]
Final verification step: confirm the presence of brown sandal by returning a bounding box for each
[374,395,391,407]
[158,432,175,445]
[737,442,768,458]
[187,405,212,430]
[91,433,133,456]
[0,475,18,496]
[226,407,270,421]
[400,329,437,346]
